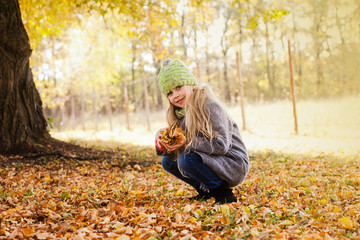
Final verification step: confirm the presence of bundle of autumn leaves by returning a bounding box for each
[160,123,185,147]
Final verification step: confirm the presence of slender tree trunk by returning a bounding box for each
[59,105,65,131]
[131,43,136,104]
[205,31,211,84]
[92,86,98,132]
[265,22,275,98]
[123,81,130,130]
[154,59,163,110]
[80,87,85,130]
[334,2,347,89]
[194,28,202,83]
[236,51,246,131]
[181,6,188,61]
[71,92,76,130]
[220,10,231,102]
[143,77,151,131]
[312,2,326,96]
[288,40,298,134]
[222,53,231,102]
[106,84,113,131]
[314,23,324,96]
[251,32,261,98]
[290,2,303,95]
[0,0,50,153]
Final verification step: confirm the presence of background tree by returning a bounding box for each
[0,0,50,153]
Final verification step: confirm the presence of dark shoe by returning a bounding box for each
[210,182,237,204]
[188,191,211,201]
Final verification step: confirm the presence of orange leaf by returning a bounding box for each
[21,228,35,237]
[220,215,230,224]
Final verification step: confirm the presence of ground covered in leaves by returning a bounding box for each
[0,144,359,239]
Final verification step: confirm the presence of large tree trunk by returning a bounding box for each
[0,0,51,153]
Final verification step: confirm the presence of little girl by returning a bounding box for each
[155,59,249,204]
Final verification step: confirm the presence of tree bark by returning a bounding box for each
[265,21,275,98]
[0,0,51,153]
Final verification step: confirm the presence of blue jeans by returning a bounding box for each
[161,151,223,191]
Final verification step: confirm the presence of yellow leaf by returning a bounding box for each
[89,182,95,187]
[132,190,141,195]
[195,209,203,215]
[175,189,186,196]
[338,217,354,230]
[332,206,341,213]
[220,205,230,214]
[188,217,197,224]
[43,176,51,181]
[310,176,316,183]
[243,206,250,214]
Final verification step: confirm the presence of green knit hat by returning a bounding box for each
[158,59,197,96]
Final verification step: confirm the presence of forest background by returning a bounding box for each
[20,0,360,156]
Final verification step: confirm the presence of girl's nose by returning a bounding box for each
[173,90,180,98]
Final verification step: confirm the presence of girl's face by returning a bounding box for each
[168,85,194,108]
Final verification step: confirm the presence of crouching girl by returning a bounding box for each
[155,59,249,204]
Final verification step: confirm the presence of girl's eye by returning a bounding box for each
[176,86,182,90]
[167,91,173,97]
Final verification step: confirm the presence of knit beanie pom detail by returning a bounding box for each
[158,59,197,96]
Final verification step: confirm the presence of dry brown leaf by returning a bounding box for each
[35,232,51,240]
[116,235,130,240]
[175,213,182,224]
[89,209,98,223]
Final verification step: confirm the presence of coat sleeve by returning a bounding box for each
[188,102,232,155]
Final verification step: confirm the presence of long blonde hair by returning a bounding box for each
[166,84,225,150]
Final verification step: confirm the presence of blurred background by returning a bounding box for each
[19,0,360,157]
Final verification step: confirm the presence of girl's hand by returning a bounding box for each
[155,128,167,149]
[163,137,186,152]
[155,127,186,152]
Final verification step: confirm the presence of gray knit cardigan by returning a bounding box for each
[157,99,250,187]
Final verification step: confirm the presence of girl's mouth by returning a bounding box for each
[177,98,184,104]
